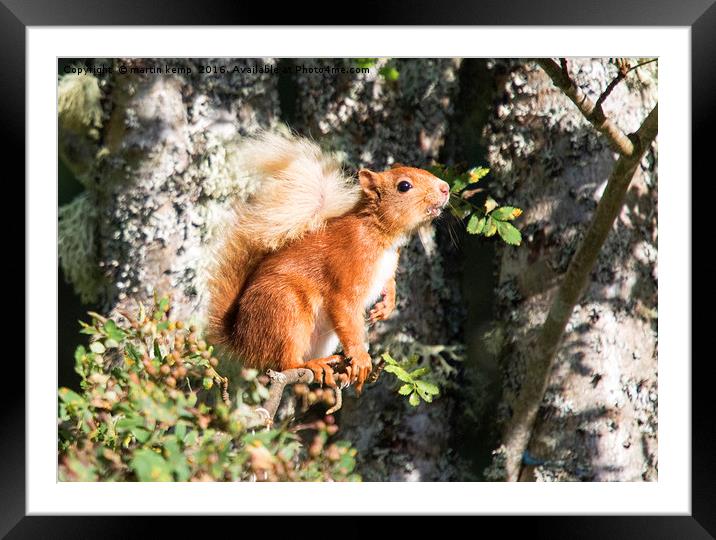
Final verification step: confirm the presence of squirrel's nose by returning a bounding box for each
[438,181,450,204]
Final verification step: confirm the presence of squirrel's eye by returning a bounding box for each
[397,180,413,193]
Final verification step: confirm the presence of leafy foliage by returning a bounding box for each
[429,164,523,246]
[58,296,360,482]
[381,353,441,406]
[353,58,400,81]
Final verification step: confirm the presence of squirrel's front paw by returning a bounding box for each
[368,302,391,324]
[347,352,372,394]
[368,290,396,324]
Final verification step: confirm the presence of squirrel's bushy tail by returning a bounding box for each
[207,131,361,347]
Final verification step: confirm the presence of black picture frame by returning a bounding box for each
[9,0,708,537]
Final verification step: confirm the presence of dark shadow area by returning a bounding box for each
[438,58,506,479]
[58,140,98,390]
[276,58,297,126]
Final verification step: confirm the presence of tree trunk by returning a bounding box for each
[482,59,658,481]
[59,58,281,322]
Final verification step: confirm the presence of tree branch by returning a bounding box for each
[537,58,637,156]
[627,58,658,73]
[254,355,356,425]
[256,368,316,423]
[593,68,627,116]
[502,103,658,481]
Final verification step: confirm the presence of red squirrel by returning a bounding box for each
[207,132,449,392]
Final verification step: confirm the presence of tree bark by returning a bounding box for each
[59,58,281,321]
[483,59,658,481]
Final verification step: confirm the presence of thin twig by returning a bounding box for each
[592,58,656,124]
[537,58,636,156]
[593,71,627,118]
[325,388,343,415]
[627,58,657,73]
[220,376,231,406]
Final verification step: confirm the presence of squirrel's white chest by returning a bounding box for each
[364,246,400,307]
[303,244,401,361]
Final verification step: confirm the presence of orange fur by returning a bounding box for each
[208,133,449,389]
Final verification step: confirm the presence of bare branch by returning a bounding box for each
[261,368,315,422]
[326,387,343,415]
[627,58,658,73]
[537,58,636,156]
[593,70,627,116]
[502,104,658,481]
[256,355,356,424]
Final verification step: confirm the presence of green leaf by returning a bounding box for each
[496,221,522,246]
[484,196,498,214]
[156,321,170,332]
[491,206,522,221]
[415,386,433,402]
[130,426,152,443]
[398,384,413,396]
[467,166,489,183]
[164,438,190,481]
[130,449,172,481]
[124,342,141,362]
[466,215,486,235]
[175,422,187,442]
[184,430,198,446]
[79,322,99,335]
[415,380,440,396]
[484,217,497,237]
[383,364,413,383]
[186,392,198,407]
[379,65,399,81]
[355,58,378,69]
[381,352,398,365]
[153,340,162,361]
[74,345,86,363]
[58,387,84,406]
[103,319,126,341]
[116,416,144,430]
[450,179,467,194]
[409,367,429,379]
[158,297,170,313]
[408,392,420,407]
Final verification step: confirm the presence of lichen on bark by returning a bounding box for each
[483,58,658,481]
[59,58,281,320]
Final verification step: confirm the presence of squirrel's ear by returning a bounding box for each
[390,162,408,169]
[359,169,381,201]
